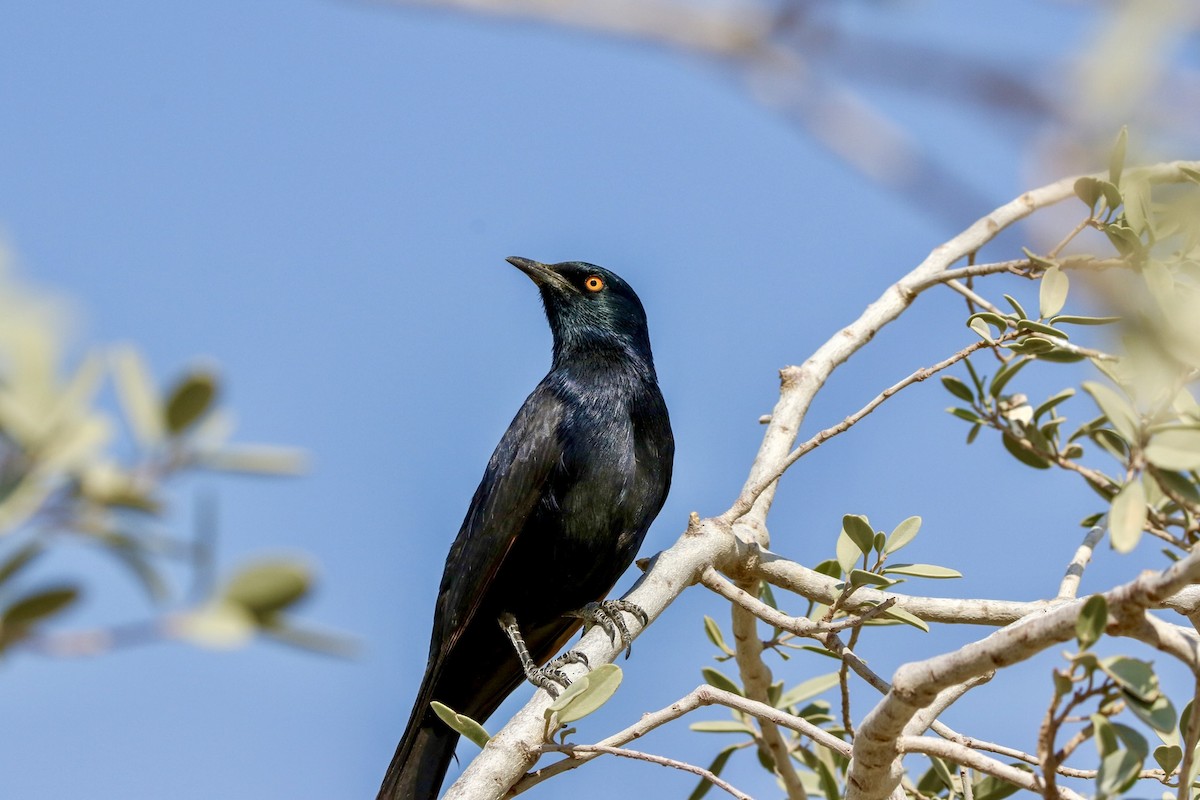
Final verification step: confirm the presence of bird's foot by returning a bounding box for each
[499,613,585,698]
[567,599,649,659]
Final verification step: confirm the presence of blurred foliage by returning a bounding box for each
[0,253,348,660]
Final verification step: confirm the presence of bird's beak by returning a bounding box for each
[506,256,574,293]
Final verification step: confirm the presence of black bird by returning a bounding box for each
[378,258,674,800]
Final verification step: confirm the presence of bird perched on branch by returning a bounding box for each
[378,257,674,800]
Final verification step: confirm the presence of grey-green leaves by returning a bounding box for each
[544,664,623,724]
[432,702,491,748]
[1076,594,1108,650]
[1108,481,1147,553]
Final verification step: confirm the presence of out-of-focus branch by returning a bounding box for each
[375,0,772,56]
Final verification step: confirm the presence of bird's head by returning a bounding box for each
[506,256,654,370]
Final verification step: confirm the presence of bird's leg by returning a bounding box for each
[498,612,580,697]
[567,599,649,659]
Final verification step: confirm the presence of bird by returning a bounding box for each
[378,257,674,800]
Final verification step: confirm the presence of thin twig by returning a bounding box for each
[541,743,752,800]
[513,683,850,794]
[945,279,1004,314]
[722,336,1007,525]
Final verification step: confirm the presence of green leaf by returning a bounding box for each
[1022,246,1059,271]
[1,585,79,627]
[701,666,742,696]
[848,569,895,588]
[175,601,256,649]
[1016,318,1068,340]
[941,376,975,402]
[882,563,962,579]
[1002,294,1028,320]
[1109,126,1128,186]
[963,358,984,396]
[1154,744,1183,773]
[1076,594,1107,650]
[1096,749,1142,800]
[881,605,929,632]
[1125,694,1176,740]
[547,663,623,723]
[0,541,43,587]
[1049,315,1121,326]
[973,770,1026,800]
[1100,656,1158,703]
[221,558,312,620]
[1034,388,1075,421]
[966,422,981,444]
[777,672,840,709]
[1005,337,1055,355]
[989,357,1030,399]
[947,407,982,423]
[703,615,735,657]
[1145,427,1200,471]
[260,621,358,658]
[164,370,218,435]
[835,530,861,575]
[1097,180,1124,214]
[969,316,993,342]
[686,745,738,800]
[432,701,491,748]
[1082,381,1141,442]
[813,559,842,580]
[1075,176,1102,211]
[111,346,165,448]
[1093,713,1119,757]
[1112,722,1149,759]
[1039,267,1070,318]
[1109,480,1147,553]
[929,756,958,792]
[842,515,875,555]
[1152,469,1200,505]
[1002,433,1052,469]
[884,516,921,554]
[688,720,756,734]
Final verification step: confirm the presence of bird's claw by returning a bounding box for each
[500,613,588,698]
[568,599,648,659]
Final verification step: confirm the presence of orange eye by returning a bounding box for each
[584,275,604,292]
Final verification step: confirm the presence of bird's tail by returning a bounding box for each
[377,670,460,800]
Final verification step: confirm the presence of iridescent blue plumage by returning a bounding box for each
[379,258,674,800]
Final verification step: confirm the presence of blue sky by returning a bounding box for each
[1,2,1197,798]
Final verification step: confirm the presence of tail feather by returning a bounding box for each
[378,673,460,800]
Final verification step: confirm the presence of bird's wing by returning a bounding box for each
[430,382,565,662]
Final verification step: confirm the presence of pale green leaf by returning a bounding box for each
[1039,266,1070,318]
[1109,480,1147,553]
[550,664,622,723]
[1082,381,1140,442]
[777,672,840,709]
[884,516,921,554]
[1076,594,1107,650]
[432,701,491,748]
[882,563,962,579]
[110,346,164,448]
[1144,427,1200,471]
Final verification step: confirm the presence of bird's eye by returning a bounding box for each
[583,275,605,292]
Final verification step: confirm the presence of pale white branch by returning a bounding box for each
[845,548,1200,800]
